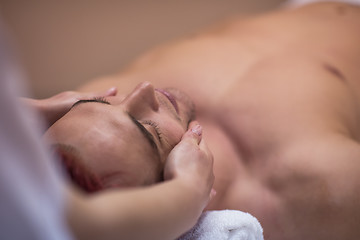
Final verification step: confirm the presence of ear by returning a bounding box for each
[52,144,104,193]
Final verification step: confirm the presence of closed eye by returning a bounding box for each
[128,114,160,157]
[143,120,163,144]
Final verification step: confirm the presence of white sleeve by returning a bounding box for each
[0,24,73,240]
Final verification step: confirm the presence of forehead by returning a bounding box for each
[47,103,163,188]
[51,103,159,161]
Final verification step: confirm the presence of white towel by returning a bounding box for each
[178,210,264,240]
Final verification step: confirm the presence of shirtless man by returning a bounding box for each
[44,2,360,239]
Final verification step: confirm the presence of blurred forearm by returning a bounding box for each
[67,178,205,240]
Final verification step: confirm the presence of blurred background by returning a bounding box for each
[0,0,285,98]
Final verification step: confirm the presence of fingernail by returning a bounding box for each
[211,189,217,196]
[106,87,117,95]
[191,124,202,136]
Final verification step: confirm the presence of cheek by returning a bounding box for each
[117,150,162,187]
[162,122,185,149]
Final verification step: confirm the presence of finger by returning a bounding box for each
[104,87,117,96]
[78,87,118,101]
[181,124,202,145]
[90,87,118,98]
[210,188,217,201]
[198,137,212,157]
[188,121,200,130]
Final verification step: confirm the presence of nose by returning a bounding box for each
[122,82,159,116]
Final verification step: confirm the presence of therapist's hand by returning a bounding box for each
[164,121,215,207]
[23,87,117,127]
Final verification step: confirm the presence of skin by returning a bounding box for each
[46,2,360,240]
[66,125,215,240]
[23,87,117,128]
[44,82,195,189]
[26,85,215,240]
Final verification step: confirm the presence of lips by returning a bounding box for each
[155,88,179,114]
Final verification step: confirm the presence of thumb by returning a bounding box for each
[83,87,118,99]
[84,87,118,99]
[103,87,118,96]
[91,87,117,98]
[182,122,202,145]
[210,188,217,201]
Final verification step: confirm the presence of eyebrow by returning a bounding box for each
[71,98,110,109]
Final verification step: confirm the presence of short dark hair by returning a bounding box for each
[52,144,104,193]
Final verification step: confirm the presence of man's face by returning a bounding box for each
[44,82,195,189]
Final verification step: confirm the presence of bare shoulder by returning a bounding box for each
[295,1,360,12]
[263,134,360,239]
